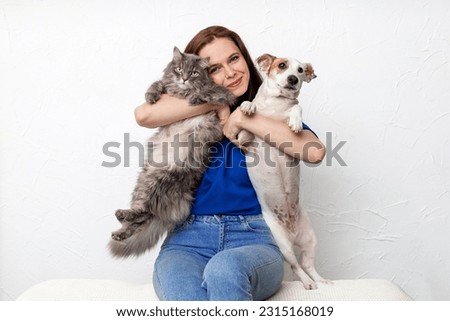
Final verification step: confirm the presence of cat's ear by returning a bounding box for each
[199,57,210,69]
[173,46,183,62]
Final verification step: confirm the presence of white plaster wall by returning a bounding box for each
[1,0,449,300]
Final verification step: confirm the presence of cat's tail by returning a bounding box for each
[108,217,171,258]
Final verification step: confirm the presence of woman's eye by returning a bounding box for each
[175,67,182,73]
[230,55,239,62]
[190,71,199,77]
[209,67,219,74]
[278,63,286,69]
[298,67,304,73]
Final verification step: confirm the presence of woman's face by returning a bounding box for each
[198,37,250,98]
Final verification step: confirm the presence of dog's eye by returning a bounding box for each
[278,63,286,70]
[298,67,304,74]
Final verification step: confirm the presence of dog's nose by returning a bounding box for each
[288,75,298,85]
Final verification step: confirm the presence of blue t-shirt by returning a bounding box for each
[190,123,316,215]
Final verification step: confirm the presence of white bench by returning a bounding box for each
[16,278,411,301]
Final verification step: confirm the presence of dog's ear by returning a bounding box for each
[304,63,317,83]
[256,54,276,74]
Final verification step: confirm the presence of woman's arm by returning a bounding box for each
[134,94,230,128]
[223,109,326,163]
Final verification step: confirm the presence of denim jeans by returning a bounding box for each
[153,214,284,301]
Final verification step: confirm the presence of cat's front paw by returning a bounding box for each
[145,91,161,104]
[227,91,236,104]
[240,101,256,115]
[188,95,208,105]
[220,90,236,106]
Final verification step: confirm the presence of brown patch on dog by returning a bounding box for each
[268,58,290,76]
[279,213,296,232]
[304,63,317,82]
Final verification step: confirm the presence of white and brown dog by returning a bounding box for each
[238,54,328,290]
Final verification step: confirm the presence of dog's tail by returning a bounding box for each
[108,217,171,258]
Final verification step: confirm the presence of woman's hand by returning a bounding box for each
[216,105,231,127]
[223,108,246,143]
[224,109,326,163]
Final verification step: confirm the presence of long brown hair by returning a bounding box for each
[184,26,262,110]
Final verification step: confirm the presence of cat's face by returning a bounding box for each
[168,47,209,88]
[198,37,250,98]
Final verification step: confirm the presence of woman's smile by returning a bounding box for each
[227,77,243,89]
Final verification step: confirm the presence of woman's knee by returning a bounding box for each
[202,247,284,300]
[153,249,209,300]
[203,253,248,283]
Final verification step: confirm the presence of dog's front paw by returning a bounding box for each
[288,116,303,133]
[240,101,256,115]
[288,106,303,133]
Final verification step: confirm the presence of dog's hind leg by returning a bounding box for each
[263,213,317,290]
[296,208,331,284]
[285,247,318,290]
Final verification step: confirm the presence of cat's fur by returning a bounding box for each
[109,47,235,258]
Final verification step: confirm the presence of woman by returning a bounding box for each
[134,26,325,301]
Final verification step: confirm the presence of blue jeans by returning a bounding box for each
[153,214,284,301]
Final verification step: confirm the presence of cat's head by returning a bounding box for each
[164,47,210,87]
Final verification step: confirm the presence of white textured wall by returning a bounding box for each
[1,0,449,300]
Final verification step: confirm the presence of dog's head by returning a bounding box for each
[256,54,316,98]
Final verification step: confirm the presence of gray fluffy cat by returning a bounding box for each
[109,47,235,258]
